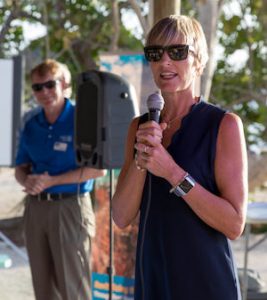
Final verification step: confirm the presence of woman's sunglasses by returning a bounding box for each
[144,44,195,62]
[32,79,60,92]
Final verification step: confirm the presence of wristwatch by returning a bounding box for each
[170,173,196,197]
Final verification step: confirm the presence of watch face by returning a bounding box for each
[179,178,194,193]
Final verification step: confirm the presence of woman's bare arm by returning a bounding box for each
[112,117,147,228]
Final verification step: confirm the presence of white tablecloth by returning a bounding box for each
[247,202,267,224]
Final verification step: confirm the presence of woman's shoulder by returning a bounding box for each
[220,112,244,134]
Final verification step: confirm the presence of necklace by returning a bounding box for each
[163,115,184,129]
[162,100,198,129]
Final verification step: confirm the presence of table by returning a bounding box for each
[242,202,267,300]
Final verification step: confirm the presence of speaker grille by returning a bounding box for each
[75,78,98,165]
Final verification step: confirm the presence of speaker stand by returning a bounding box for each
[107,169,115,300]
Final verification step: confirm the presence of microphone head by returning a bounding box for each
[147,92,164,111]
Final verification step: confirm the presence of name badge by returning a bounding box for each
[54,142,68,152]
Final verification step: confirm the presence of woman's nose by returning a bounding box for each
[161,50,171,63]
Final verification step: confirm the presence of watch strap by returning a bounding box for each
[170,173,196,197]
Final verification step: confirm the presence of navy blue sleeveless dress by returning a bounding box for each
[134,100,241,300]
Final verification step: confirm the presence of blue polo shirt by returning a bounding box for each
[15,98,93,193]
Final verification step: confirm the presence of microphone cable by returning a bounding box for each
[77,164,85,204]
[139,171,153,300]
[138,92,164,299]
[76,164,87,299]
[137,114,154,300]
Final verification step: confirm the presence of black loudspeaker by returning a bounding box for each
[75,70,138,169]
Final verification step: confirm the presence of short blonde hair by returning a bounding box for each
[146,15,209,74]
[30,59,72,98]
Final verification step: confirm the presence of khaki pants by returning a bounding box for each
[24,194,95,300]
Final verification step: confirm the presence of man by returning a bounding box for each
[15,59,106,300]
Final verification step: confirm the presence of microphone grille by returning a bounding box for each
[147,92,164,111]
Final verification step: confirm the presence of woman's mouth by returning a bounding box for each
[160,72,177,79]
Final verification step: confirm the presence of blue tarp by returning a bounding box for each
[92,272,134,300]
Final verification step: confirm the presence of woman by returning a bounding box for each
[112,15,247,300]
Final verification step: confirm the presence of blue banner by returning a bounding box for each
[92,273,134,300]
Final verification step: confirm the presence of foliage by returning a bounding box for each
[180,0,194,16]
[0,1,28,55]
[0,0,143,104]
[210,0,267,151]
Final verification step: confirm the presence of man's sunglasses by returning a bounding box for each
[144,44,195,62]
[32,79,60,92]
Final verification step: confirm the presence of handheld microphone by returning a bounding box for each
[146,92,164,123]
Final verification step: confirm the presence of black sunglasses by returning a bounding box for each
[144,44,195,62]
[32,79,60,92]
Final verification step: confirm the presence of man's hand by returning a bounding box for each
[23,172,52,195]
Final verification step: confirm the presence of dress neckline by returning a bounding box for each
[165,97,204,149]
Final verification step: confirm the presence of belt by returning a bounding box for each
[30,192,80,201]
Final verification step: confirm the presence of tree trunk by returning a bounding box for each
[153,0,181,24]
[195,0,224,100]
[128,0,149,36]
[128,0,181,36]
[109,0,120,52]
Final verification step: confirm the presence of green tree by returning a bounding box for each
[210,0,267,190]
[0,0,143,70]
[0,0,143,105]
[212,0,266,115]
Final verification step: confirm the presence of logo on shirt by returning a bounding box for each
[54,142,68,152]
